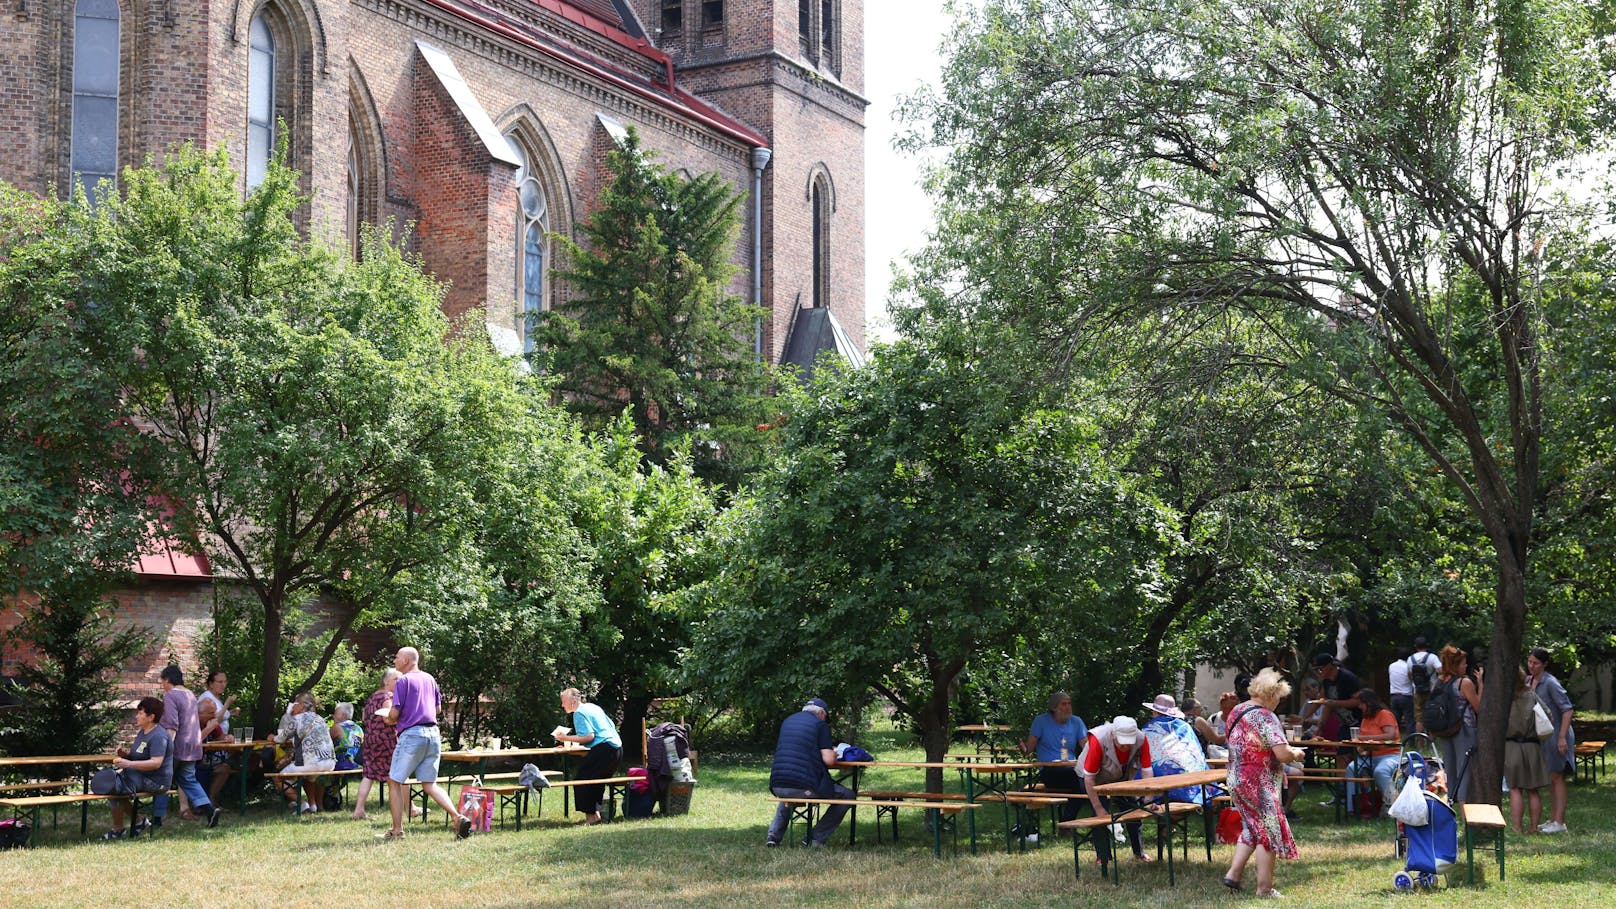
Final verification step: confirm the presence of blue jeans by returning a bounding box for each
[767,782,854,845]
[155,760,211,818]
[388,725,442,783]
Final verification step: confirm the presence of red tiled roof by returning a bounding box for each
[548,0,626,30]
[425,0,767,149]
[133,540,212,578]
[132,496,211,578]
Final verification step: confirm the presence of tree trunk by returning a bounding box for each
[256,600,283,733]
[1473,537,1530,806]
[919,692,952,796]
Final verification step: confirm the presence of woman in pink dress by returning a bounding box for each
[1222,667,1307,899]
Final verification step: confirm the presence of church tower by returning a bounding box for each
[628,0,867,365]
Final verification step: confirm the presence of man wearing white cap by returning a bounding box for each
[1080,716,1154,863]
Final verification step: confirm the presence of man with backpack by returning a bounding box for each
[1407,637,1442,733]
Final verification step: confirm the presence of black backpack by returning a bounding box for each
[1409,654,1435,695]
[1423,677,1463,737]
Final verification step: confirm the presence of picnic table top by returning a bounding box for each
[1092,768,1227,798]
[0,753,113,768]
[440,745,587,761]
[956,725,1012,733]
[203,739,270,751]
[835,760,1033,772]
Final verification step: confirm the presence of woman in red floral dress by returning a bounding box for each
[1222,667,1308,898]
[353,668,401,820]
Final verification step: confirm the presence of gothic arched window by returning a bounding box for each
[507,135,550,353]
[70,0,121,199]
[811,178,830,309]
[246,13,277,189]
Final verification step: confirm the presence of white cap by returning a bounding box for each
[1111,716,1141,745]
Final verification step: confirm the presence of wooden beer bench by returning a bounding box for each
[767,796,977,857]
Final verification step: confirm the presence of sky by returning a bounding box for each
[862,3,954,344]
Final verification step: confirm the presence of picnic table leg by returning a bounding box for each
[79,765,91,836]
[966,770,978,855]
[932,807,941,858]
[237,748,249,815]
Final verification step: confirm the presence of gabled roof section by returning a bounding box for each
[416,41,525,167]
[781,307,866,376]
[421,0,767,149]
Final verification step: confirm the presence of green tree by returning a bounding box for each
[0,579,153,756]
[573,412,720,761]
[907,0,1615,799]
[1,181,161,754]
[540,130,774,485]
[688,321,1174,791]
[101,147,534,729]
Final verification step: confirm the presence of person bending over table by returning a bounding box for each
[1221,668,1306,899]
[557,687,624,825]
[1079,716,1154,864]
[1021,691,1088,821]
[764,698,852,847]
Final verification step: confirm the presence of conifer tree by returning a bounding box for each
[539,130,773,484]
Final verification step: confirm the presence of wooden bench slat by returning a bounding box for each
[857,790,967,801]
[1056,808,1157,829]
[1461,803,1506,827]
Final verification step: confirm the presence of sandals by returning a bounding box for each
[375,829,406,840]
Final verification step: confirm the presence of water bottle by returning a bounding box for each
[1060,735,1070,762]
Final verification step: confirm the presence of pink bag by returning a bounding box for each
[457,786,493,832]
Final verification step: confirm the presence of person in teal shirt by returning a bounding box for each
[557,688,623,823]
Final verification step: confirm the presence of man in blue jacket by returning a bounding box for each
[764,697,852,847]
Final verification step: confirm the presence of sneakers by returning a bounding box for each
[1318,796,1342,806]
[299,801,314,814]
[101,829,125,841]
[1024,833,1039,844]
[456,813,473,840]
[1539,821,1567,834]
[206,806,223,829]
[764,839,779,847]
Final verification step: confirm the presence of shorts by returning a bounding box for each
[388,725,441,784]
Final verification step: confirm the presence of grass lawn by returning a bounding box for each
[5,731,1613,908]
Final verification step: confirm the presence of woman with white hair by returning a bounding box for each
[1222,668,1307,898]
[354,668,407,820]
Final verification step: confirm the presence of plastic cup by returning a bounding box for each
[243,726,255,743]
[1348,726,1360,741]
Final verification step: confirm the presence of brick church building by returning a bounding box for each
[0,0,864,690]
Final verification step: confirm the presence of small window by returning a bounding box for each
[71,0,121,199]
[246,14,276,189]
[345,126,360,257]
[702,0,722,28]
[821,0,836,69]
[798,0,812,56]
[660,0,682,35]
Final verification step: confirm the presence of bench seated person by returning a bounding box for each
[92,696,175,839]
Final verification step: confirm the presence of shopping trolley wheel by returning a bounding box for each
[1417,872,1437,889]
[1393,871,1414,891]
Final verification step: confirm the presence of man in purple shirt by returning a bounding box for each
[381,646,472,840]
[157,665,222,828]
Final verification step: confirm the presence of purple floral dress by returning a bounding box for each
[1224,702,1297,858]
[359,689,397,782]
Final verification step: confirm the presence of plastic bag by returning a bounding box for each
[1532,701,1554,739]
[457,786,492,832]
[1389,775,1429,826]
[1215,806,1243,844]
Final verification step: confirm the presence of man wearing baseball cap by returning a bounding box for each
[1080,715,1155,864]
[764,698,853,847]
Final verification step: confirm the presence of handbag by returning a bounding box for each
[1215,806,1243,844]
[1532,700,1554,740]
